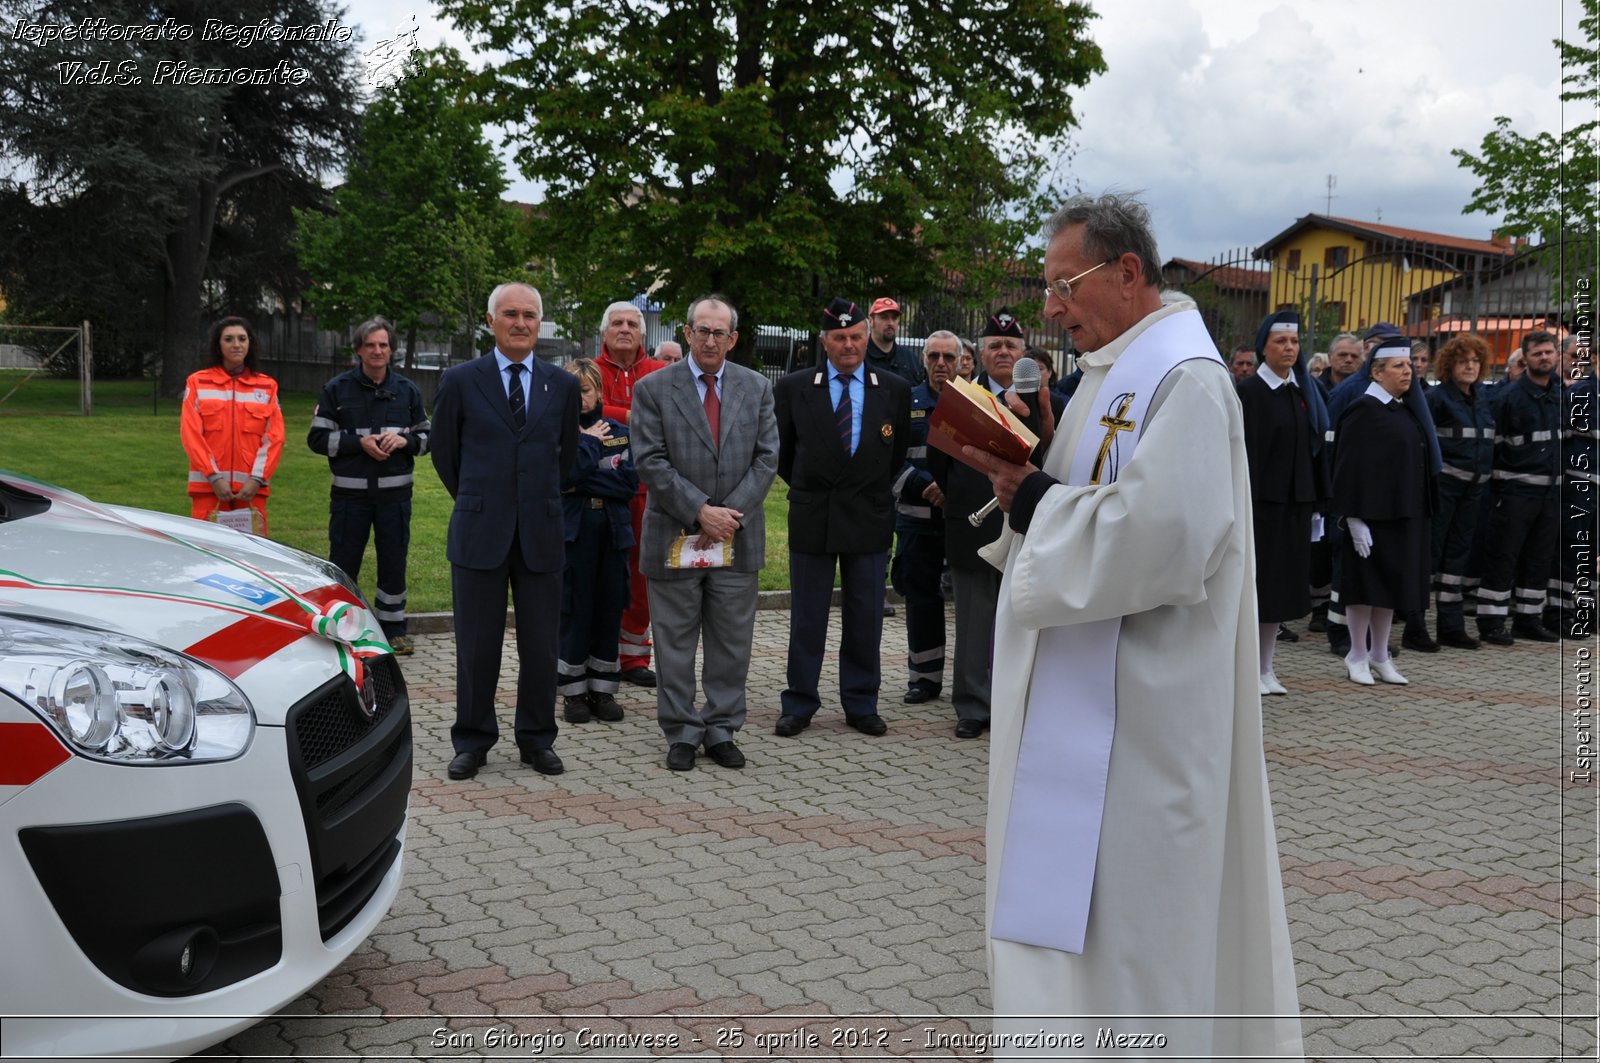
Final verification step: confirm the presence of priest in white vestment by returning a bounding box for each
[963,195,1303,1061]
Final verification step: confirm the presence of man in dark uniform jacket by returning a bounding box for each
[307,316,431,655]
[891,331,960,708]
[431,282,580,780]
[774,297,912,737]
[866,296,925,385]
[926,308,1031,738]
[1476,329,1565,644]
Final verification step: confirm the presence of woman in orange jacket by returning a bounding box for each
[180,316,286,535]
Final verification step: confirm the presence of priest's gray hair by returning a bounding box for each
[687,293,739,332]
[1044,193,1163,290]
[599,300,644,332]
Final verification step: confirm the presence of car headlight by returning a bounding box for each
[0,614,254,763]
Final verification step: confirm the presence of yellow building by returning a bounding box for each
[1254,214,1515,337]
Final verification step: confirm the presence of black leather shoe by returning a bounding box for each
[954,719,989,739]
[1439,629,1481,650]
[665,742,696,771]
[774,714,810,737]
[704,741,745,768]
[847,714,888,737]
[562,695,592,723]
[447,751,485,780]
[904,685,939,704]
[1480,627,1515,646]
[1328,635,1352,657]
[522,748,565,775]
[1307,610,1328,633]
[589,692,624,722]
[1401,629,1440,653]
[1513,620,1560,643]
[1276,623,1299,643]
[620,666,657,687]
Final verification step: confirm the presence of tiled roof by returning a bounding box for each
[1256,214,1517,258]
[1164,258,1271,293]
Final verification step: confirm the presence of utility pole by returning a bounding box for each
[1325,174,1337,214]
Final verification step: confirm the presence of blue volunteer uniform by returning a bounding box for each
[306,365,430,639]
[1475,372,1564,638]
[890,382,947,700]
[559,411,639,703]
[1426,378,1495,637]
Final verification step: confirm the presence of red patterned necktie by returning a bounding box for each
[702,373,720,447]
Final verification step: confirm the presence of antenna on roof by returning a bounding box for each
[1325,174,1337,214]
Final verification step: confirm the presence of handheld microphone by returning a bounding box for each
[1011,357,1043,434]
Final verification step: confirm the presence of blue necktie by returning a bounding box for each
[836,372,854,453]
[508,362,526,429]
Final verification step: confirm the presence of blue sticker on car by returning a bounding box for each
[196,573,282,606]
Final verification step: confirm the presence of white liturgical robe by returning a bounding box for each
[983,301,1303,1060]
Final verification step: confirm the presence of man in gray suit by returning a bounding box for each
[630,294,779,772]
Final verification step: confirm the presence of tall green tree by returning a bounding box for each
[296,47,530,365]
[0,0,361,390]
[439,0,1104,357]
[1454,0,1598,297]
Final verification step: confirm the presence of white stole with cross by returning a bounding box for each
[991,306,1219,953]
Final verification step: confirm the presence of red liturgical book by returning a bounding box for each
[927,376,1039,469]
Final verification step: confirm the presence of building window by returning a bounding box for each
[1286,249,1302,271]
[1324,246,1350,270]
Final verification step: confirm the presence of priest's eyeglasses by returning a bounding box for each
[1047,259,1116,302]
[690,326,732,342]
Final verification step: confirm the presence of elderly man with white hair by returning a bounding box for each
[595,300,668,690]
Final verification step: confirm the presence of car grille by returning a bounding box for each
[285,654,412,941]
[292,655,402,769]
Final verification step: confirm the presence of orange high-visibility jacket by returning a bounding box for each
[180,366,286,497]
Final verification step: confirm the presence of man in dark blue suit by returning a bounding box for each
[773,297,912,738]
[431,282,580,779]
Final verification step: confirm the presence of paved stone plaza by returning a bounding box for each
[216,608,1597,1061]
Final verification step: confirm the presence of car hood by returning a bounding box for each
[0,473,379,725]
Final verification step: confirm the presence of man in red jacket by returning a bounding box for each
[596,300,667,685]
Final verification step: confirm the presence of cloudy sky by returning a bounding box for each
[345,0,1583,262]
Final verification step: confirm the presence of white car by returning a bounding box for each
[0,472,410,1060]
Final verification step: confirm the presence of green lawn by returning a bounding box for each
[1,372,796,612]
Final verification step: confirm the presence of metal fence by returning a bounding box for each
[1163,237,1583,375]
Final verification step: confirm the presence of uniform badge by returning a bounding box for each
[880,423,894,440]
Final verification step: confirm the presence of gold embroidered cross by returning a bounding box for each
[1090,392,1136,484]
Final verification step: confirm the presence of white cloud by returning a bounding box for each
[1067,0,1577,259]
[333,0,1581,263]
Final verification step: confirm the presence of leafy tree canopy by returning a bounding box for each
[438,0,1105,356]
[0,0,361,389]
[1454,0,1597,274]
[296,46,532,366]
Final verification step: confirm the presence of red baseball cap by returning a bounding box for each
[869,297,901,316]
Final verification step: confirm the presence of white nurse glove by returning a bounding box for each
[1347,517,1373,558]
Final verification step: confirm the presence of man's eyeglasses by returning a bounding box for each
[1047,259,1116,302]
[926,352,959,362]
[689,326,732,342]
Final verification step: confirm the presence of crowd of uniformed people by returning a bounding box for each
[180,299,1591,764]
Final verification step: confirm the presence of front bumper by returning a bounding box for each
[0,660,411,1060]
